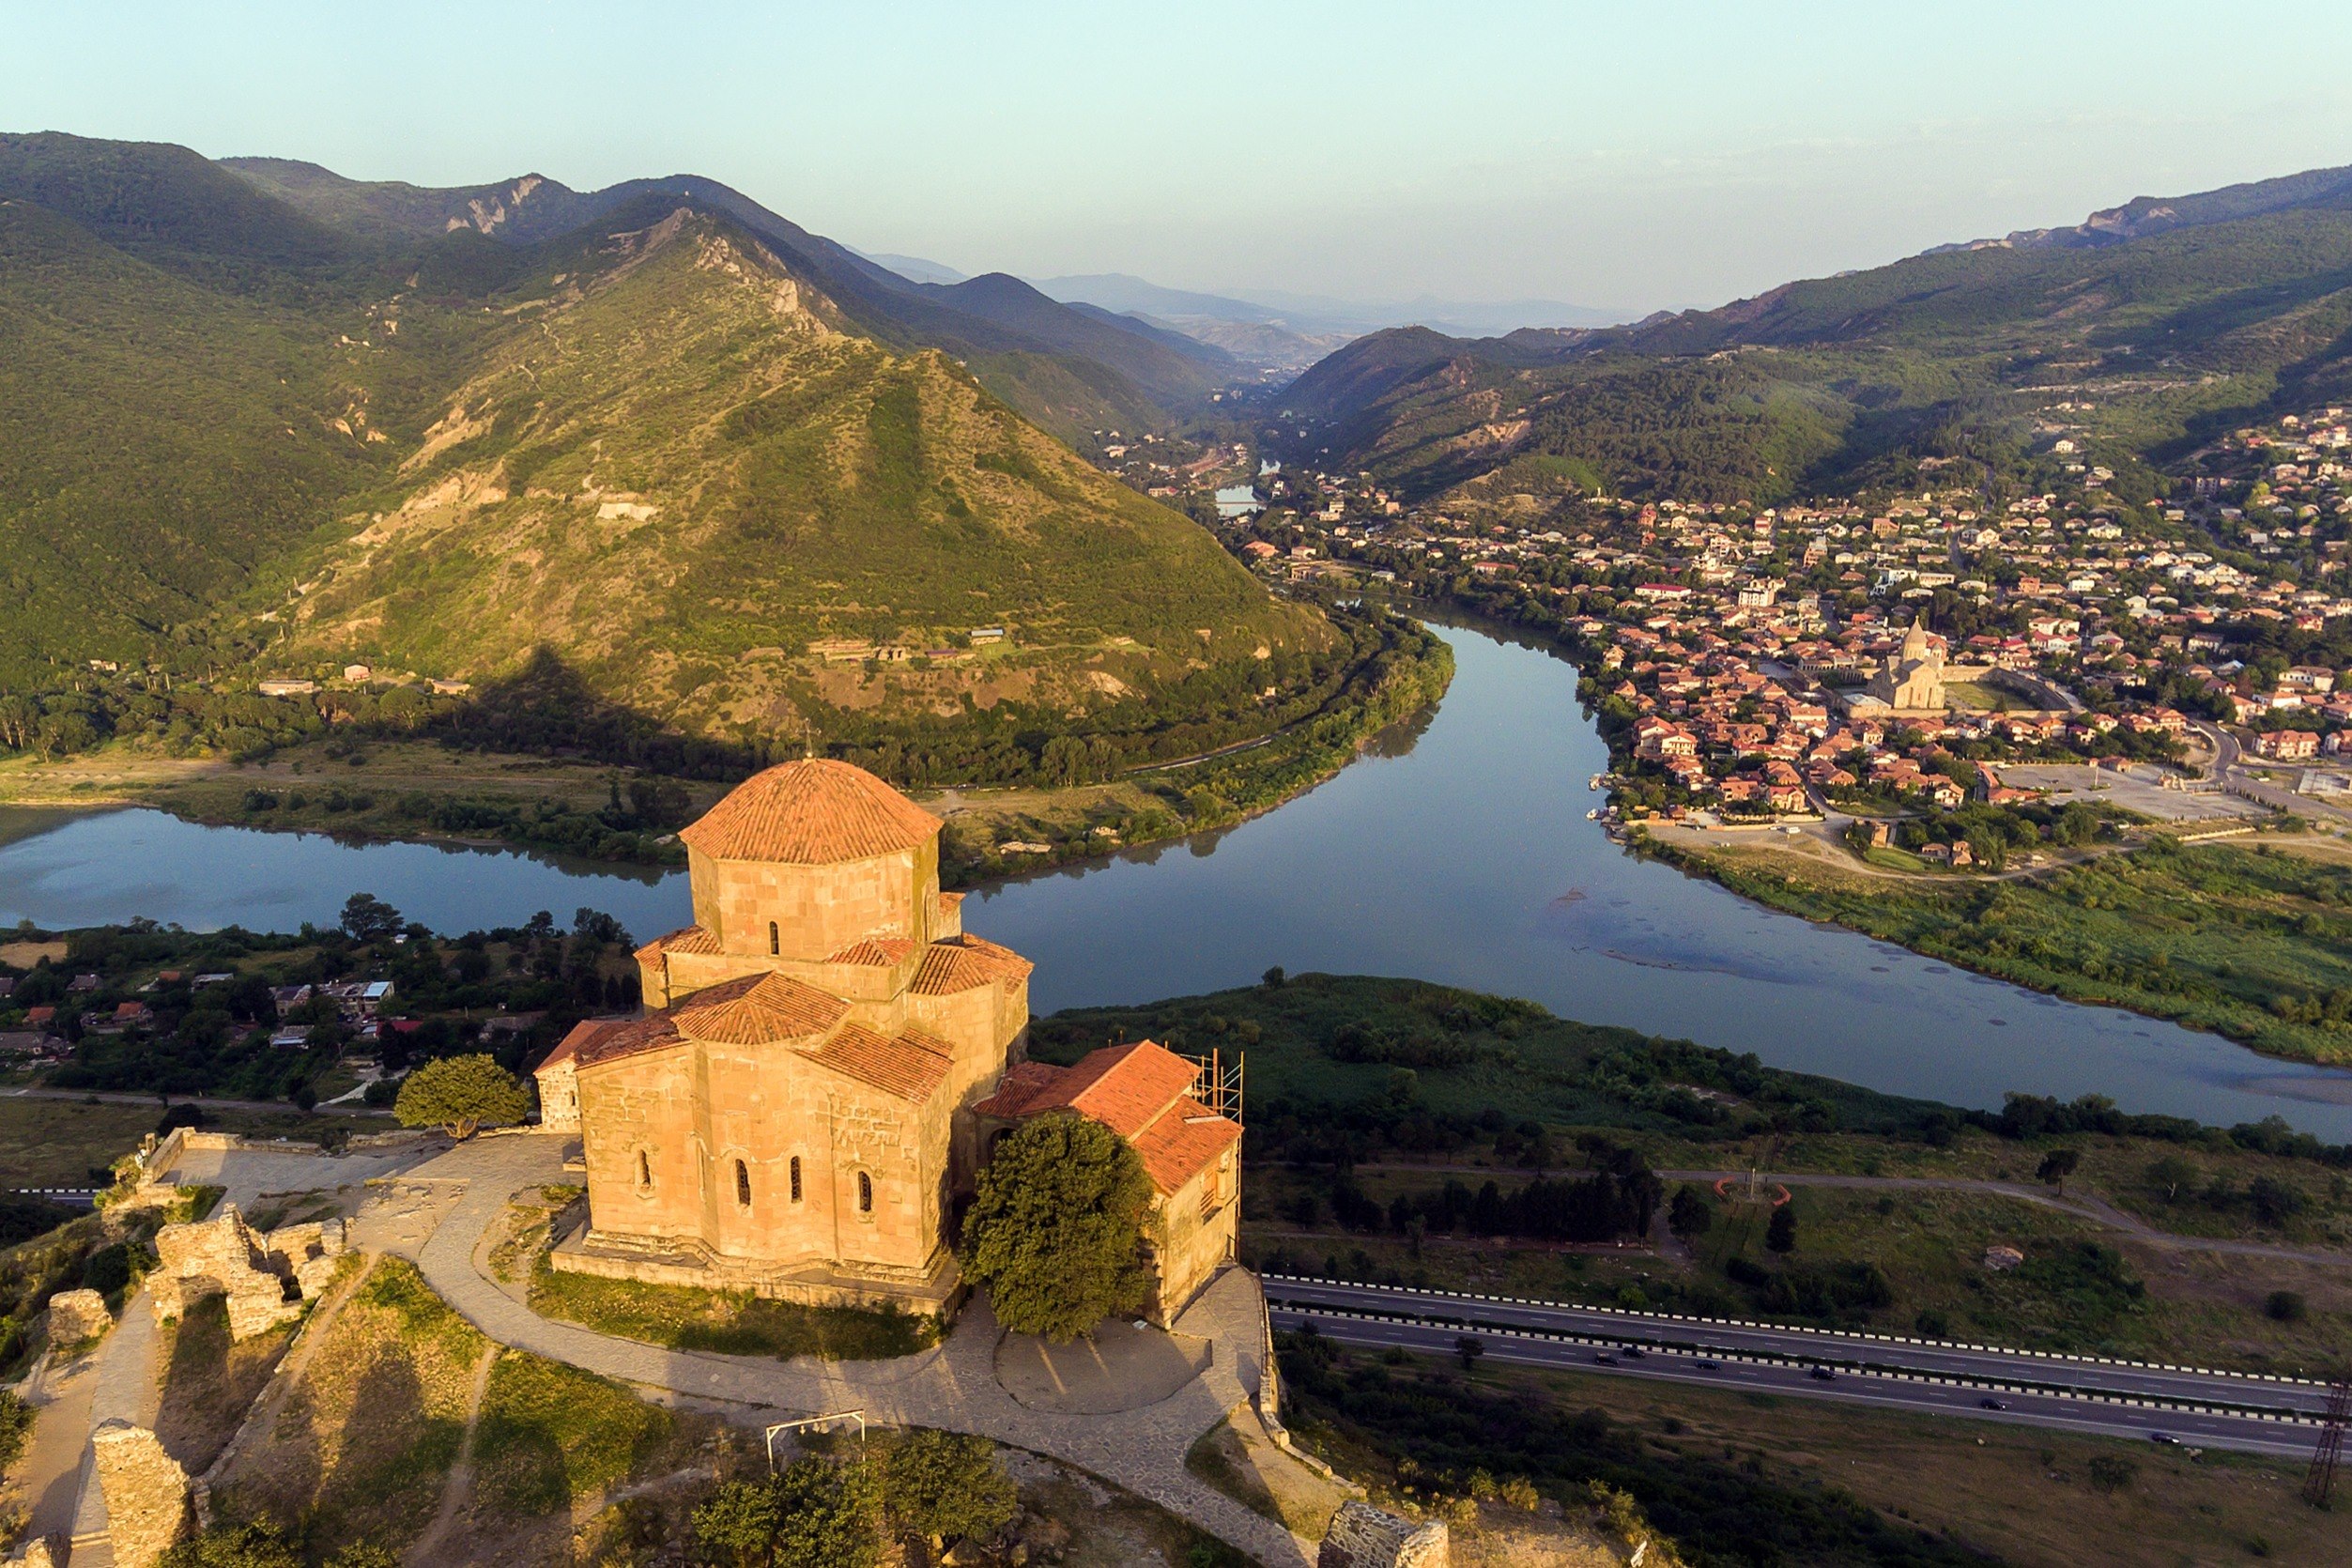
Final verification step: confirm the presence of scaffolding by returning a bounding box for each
[1181,1046,1245,1125]
[2305,1378,2351,1508]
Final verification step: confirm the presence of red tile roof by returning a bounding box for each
[1132,1096,1243,1196]
[573,1011,684,1069]
[679,760,941,865]
[975,1040,1239,1195]
[538,1018,613,1073]
[909,935,1034,995]
[672,972,848,1045]
[825,938,919,967]
[635,924,720,965]
[798,1025,952,1102]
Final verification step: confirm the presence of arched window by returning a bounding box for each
[856,1171,873,1214]
[789,1156,803,1204]
[635,1149,652,1190]
[769,921,780,956]
[734,1159,751,1208]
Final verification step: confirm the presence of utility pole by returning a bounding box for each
[2306,1377,2351,1509]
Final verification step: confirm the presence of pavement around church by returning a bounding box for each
[392,1131,1318,1566]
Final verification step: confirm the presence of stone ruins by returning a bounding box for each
[44,1286,112,1348]
[90,1421,192,1568]
[1318,1499,1450,1568]
[148,1205,349,1340]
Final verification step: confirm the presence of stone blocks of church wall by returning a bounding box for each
[579,1048,705,1247]
[704,841,935,962]
[1149,1165,1237,1326]
[822,1084,951,1276]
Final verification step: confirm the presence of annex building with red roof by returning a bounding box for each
[533,759,1240,1326]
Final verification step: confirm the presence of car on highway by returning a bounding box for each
[1593,1352,1618,1364]
[1809,1366,1836,1381]
[2150,1433,2180,1446]
[1978,1397,2007,1410]
[1621,1346,1646,1360]
[1693,1359,1721,1370]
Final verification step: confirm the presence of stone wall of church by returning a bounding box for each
[689,839,938,962]
[1148,1145,1239,1326]
[578,1038,955,1284]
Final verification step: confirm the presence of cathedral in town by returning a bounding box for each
[1854,618,1947,716]
[534,759,1240,1324]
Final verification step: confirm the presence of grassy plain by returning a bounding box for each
[1653,834,2352,1066]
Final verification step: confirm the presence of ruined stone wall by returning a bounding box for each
[45,1287,112,1347]
[149,1206,347,1340]
[91,1421,192,1568]
[1319,1500,1449,1568]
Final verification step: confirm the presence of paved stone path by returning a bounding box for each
[397,1134,1314,1566]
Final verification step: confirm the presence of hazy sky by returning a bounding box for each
[11,1,2352,313]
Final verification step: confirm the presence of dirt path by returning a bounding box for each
[406,1343,499,1566]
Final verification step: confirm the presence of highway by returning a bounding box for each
[1264,1276,2335,1458]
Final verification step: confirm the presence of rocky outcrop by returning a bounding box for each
[1320,1500,1449,1568]
[91,1421,192,1568]
[45,1287,113,1347]
[149,1205,349,1340]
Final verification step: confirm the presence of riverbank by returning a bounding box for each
[0,620,1453,893]
[1414,594,2352,1070]
[1639,828,2352,1068]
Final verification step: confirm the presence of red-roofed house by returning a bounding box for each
[976,1040,1242,1324]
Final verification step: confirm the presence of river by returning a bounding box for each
[4,623,2349,1135]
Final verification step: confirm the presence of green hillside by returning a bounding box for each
[269,202,1331,753]
[1278,166,2352,504]
[0,133,1357,778]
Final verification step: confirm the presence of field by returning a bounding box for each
[1653,835,2352,1066]
[1052,975,2352,1372]
[1326,1360,2344,1568]
[0,1097,329,1189]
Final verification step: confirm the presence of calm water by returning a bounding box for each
[6,624,2350,1136]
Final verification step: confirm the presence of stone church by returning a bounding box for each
[535,759,1240,1325]
[1853,619,1946,717]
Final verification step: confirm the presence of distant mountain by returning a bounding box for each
[856,250,968,285]
[1924,161,2352,254]
[221,159,1238,442]
[1276,161,2352,504]
[0,132,1332,752]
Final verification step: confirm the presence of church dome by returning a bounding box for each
[679,759,942,864]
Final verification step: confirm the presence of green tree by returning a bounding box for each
[1765,1204,1797,1254]
[959,1112,1152,1343]
[392,1053,529,1139]
[692,1479,784,1568]
[771,1454,884,1568]
[1667,1185,1714,1243]
[883,1430,1016,1552]
[2036,1147,2081,1194]
[338,891,403,943]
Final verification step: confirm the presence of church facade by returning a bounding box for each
[534,759,1241,1326]
[1848,620,1947,718]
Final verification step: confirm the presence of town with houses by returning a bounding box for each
[1207,405,2352,854]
